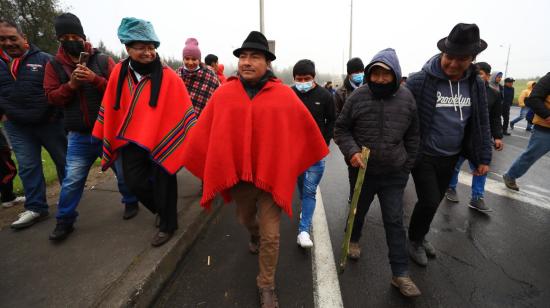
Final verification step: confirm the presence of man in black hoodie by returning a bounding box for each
[291,59,334,249]
[335,48,421,297]
[405,23,492,267]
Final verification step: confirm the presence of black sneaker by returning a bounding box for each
[503,131,511,136]
[49,223,74,241]
[123,202,139,220]
[445,188,459,203]
[468,198,492,212]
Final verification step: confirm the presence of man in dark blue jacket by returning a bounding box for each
[405,23,492,267]
[0,20,67,229]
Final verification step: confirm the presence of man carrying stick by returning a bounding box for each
[334,48,421,297]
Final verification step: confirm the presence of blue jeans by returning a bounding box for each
[56,132,138,224]
[349,168,410,276]
[506,128,550,179]
[297,160,325,233]
[3,120,67,214]
[510,107,533,130]
[448,156,486,199]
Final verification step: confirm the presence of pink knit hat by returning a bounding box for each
[182,38,201,60]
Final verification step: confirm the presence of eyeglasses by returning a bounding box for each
[130,46,156,53]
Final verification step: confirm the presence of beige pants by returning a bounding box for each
[231,182,282,288]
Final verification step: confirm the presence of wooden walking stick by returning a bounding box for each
[338,146,370,274]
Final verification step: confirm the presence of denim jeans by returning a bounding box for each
[510,107,533,130]
[348,167,410,276]
[506,128,550,180]
[297,160,325,233]
[4,120,67,214]
[448,156,487,199]
[56,132,138,224]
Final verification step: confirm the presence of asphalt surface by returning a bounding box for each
[156,106,550,307]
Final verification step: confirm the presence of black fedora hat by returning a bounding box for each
[437,23,487,56]
[233,31,276,61]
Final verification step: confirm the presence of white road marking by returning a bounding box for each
[458,172,550,210]
[311,187,344,308]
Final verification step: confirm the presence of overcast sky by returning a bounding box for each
[61,0,550,79]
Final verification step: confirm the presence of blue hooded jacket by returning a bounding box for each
[406,54,492,166]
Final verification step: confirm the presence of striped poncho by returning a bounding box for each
[92,62,196,174]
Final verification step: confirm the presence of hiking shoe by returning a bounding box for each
[348,242,361,260]
[510,122,515,130]
[258,287,279,308]
[249,234,260,254]
[49,223,74,241]
[422,239,436,258]
[297,231,313,248]
[469,198,492,212]
[2,196,26,208]
[445,188,459,203]
[408,241,427,266]
[503,174,519,191]
[151,231,173,247]
[392,276,422,297]
[123,202,139,220]
[11,210,48,229]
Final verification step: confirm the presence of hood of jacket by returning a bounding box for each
[364,48,402,93]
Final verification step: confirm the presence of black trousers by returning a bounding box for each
[408,154,459,242]
[348,167,410,276]
[121,143,178,232]
[502,103,511,133]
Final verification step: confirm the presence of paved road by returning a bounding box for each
[156,106,550,307]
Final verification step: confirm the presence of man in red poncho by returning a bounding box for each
[181,31,328,308]
[92,17,197,247]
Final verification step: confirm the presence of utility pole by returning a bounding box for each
[348,0,353,59]
[260,0,265,34]
[504,44,511,78]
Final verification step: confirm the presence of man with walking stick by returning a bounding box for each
[334,48,421,297]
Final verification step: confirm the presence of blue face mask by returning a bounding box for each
[295,81,314,93]
[351,73,364,85]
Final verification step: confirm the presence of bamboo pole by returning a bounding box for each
[338,146,370,274]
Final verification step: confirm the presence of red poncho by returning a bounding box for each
[181,77,329,216]
[92,62,197,174]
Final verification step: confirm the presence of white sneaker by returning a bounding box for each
[11,210,48,229]
[297,231,313,248]
[2,196,26,208]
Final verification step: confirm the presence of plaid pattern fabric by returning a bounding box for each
[177,66,219,117]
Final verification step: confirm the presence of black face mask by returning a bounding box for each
[368,81,396,99]
[61,41,85,57]
[130,56,159,76]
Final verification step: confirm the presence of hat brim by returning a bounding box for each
[233,42,276,61]
[437,37,487,56]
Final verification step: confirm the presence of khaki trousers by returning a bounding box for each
[231,182,282,288]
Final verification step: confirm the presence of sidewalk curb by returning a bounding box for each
[92,196,223,308]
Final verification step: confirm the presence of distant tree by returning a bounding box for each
[162,56,182,70]
[96,40,123,62]
[0,0,62,54]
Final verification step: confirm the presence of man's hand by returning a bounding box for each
[73,64,96,83]
[473,164,489,176]
[494,139,504,151]
[68,69,81,89]
[350,152,366,169]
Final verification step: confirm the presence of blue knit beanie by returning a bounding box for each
[117,17,160,48]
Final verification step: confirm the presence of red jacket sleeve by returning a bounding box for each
[44,61,77,106]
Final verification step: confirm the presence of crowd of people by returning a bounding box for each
[1,12,549,308]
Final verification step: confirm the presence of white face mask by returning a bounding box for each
[295,80,314,92]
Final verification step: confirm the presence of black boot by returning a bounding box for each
[123,202,139,220]
[49,223,74,241]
